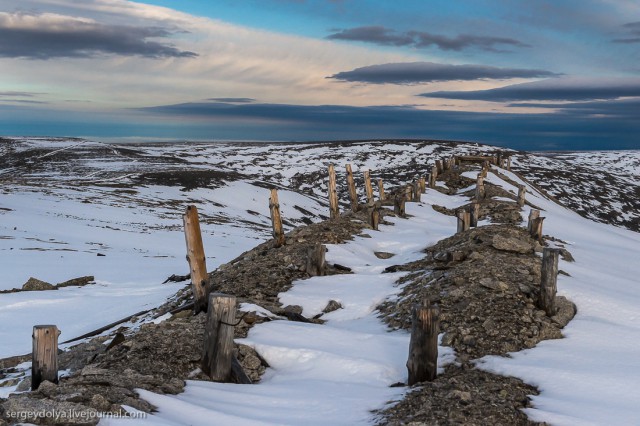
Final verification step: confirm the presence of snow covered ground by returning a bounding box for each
[2,137,640,425]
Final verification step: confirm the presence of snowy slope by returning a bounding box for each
[2,137,640,425]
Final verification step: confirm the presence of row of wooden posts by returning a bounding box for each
[30,152,560,389]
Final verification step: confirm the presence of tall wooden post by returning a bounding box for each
[363,170,374,205]
[507,157,512,171]
[476,175,485,201]
[428,173,435,189]
[442,156,450,171]
[528,209,540,233]
[269,189,286,248]
[306,243,326,277]
[328,164,339,219]
[202,294,237,382]
[407,304,439,385]
[346,164,358,212]
[436,160,443,175]
[530,216,545,242]
[517,185,526,207]
[394,193,406,218]
[419,177,426,193]
[377,178,386,202]
[431,165,438,181]
[539,249,560,316]
[469,201,480,227]
[32,325,59,390]
[184,205,210,314]
[412,181,421,202]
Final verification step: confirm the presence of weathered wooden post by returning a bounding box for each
[377,178,386,202]
[419,177,426,193]
[328,164,339,219]
[363,170,374,205]
[497,152,503,168]
[306,243,326,277]
[202,294,237,382]
[269,189,286,248]
[476,175,485,201]
[436,160,443,175]
[346,164,358,212]
[456,210,470,233]
[32,325,59,390]
[428,173,435,189]
[412,181,421,202]
[442,156,450,171]
[369,204,380,230]
[507,157,512,171]
[527,209,541,233]
[394,193,406,217]
[530,216,545,242]
[469,201,480,227]
[539,248,560,316]
[405,184,413,202]
[517,185,526,207]
[184,205,210,314]
[431,165,438,182]
[406,304,439,385]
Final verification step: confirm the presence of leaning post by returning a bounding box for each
[346,164,359,212]
[184,205,210,314]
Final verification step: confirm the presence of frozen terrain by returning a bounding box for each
[1,137,640,425]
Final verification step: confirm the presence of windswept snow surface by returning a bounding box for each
[474,169,640,426]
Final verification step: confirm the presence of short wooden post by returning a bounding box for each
[377,178,386,202]
[184,205,210,314]
[32,325,59,390]
[328,164,339,219]
[428,173,435,189]
[530,216,545,242]
[269,189,286,248]
[406,304,439,385]
[394,193,406,217]
[306,243,326,277]
[363,170,374,205]
[369,205,380,230]
[539,248,559,316]
[442,156,450,171]
[497,152,503,167]
[436,160,443,174]
[476,175,485,201]
[405,184,413,202]
[346,164,358,212]
[456,210,470,233]
[507,157,511,171]
[469,201,480,227]
[527,209,540,233]
[202,294,237,382]
[517,185,526,207]
[431,165,438,181]
[412,181,421,202]
[419,177,426,193]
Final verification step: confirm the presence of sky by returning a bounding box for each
[0,0,639,149]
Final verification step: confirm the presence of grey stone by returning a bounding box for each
[283,305,303,315]
[22,277,55,291]
[56,276,95,288]
[15,377,31,392]
[36,380,58,397]
[492,235,532,254]
[322,300,343,313]
[374,251,396,259]
[479,278,509,291]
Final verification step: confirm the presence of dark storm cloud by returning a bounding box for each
[207,98,256,103]
[136,100,639,150]
[0,12,197,59]
[327,26,530,52]
[612,21,640,44]
[328,62,558,84]
[420,79,640,102]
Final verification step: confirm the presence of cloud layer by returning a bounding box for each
[327,26,530,52]
[0,12,197,59]
[328,62,558,84]
[420,78,640,101]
